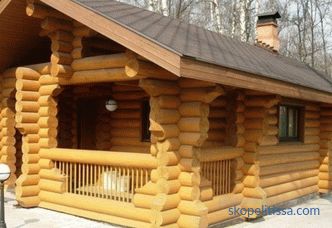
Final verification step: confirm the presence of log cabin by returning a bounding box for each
[0,0,331,227]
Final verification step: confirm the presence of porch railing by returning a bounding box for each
[199,147,243,196]
[40,148,157,203]
[201,159,232,195]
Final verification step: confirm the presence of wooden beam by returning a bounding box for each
[0,0,11,14]
[26,3,68,20]
[181,58,332,104]
[39,148,158,169]
[58,68,141,85]
[40,0,181,76]
[71,53,128,71]
[198,146,244,162]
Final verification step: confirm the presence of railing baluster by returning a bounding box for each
[228,160,230,194]
[94,164,97,197]
[200,158,235,197]
[110,166,113,200]
[51,157,152,203]
[125,168,128,202]
[69,163,72,193]
[115,167,118,201]
[73,163,76,194]
[140,168,143,190]
[78,163,81,195]
[131,168,134,198]
[90,164,93,197]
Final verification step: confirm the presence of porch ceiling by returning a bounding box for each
[0,0,47,72]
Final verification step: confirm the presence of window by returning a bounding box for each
[278,105,302,141]
[141,99,151,142]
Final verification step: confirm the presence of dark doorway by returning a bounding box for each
[15,129,23,178]
[77,98,98,150]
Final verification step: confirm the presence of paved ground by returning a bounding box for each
[232,194,332,228]
[4,189,332,227]
[4,189,116,228]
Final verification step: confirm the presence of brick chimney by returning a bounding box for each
[256,11,281,52]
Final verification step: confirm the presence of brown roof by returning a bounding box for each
[73,0,332,93]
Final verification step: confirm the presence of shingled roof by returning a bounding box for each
[72,0,332,93]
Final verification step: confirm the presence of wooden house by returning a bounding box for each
[0,0,331,227]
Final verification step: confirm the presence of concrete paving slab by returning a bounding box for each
[3,189,332,228]
[4,189,116,228]
[232,194,332,228]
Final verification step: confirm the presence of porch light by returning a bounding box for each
[105,99,118,112]
[0,163,10,228]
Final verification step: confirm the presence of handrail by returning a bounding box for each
[40,148,157,169]
[199,146,243,162]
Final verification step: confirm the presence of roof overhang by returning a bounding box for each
[41,0,182,76]
[181,57,332,104]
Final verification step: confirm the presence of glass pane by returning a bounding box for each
[293,109,299,137]
[288,108,295,137]
[279,106,287,138]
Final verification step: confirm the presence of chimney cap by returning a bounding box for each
[257,11,281,24]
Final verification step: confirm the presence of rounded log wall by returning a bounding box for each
[319,105,332,192]
[57,88,75,148]
[110,84,150,152]
[0,70,17,187]
[207,96,226,145]
[242,92,321,216]
[262,103,320,206]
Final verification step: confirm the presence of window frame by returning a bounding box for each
[278,104,304,142]
[141,98,151,142]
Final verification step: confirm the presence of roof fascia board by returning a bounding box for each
[41,0,181,76]
[181,57,332,104]
[0,0,11,14]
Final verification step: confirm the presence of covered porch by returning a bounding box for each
[7,60,244,227]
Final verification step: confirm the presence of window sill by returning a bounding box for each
[277,141,305,146]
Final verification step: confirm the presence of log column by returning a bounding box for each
[319,105,332,192]
[230,92,245,195]
[0,70,17,187]
[38,74,66,196]
[241,93,280,218]
[177,79,223,227]
[71,22,96,60]
[26,2,74,78]
[138,79,181,227]
[15,67,42,207]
